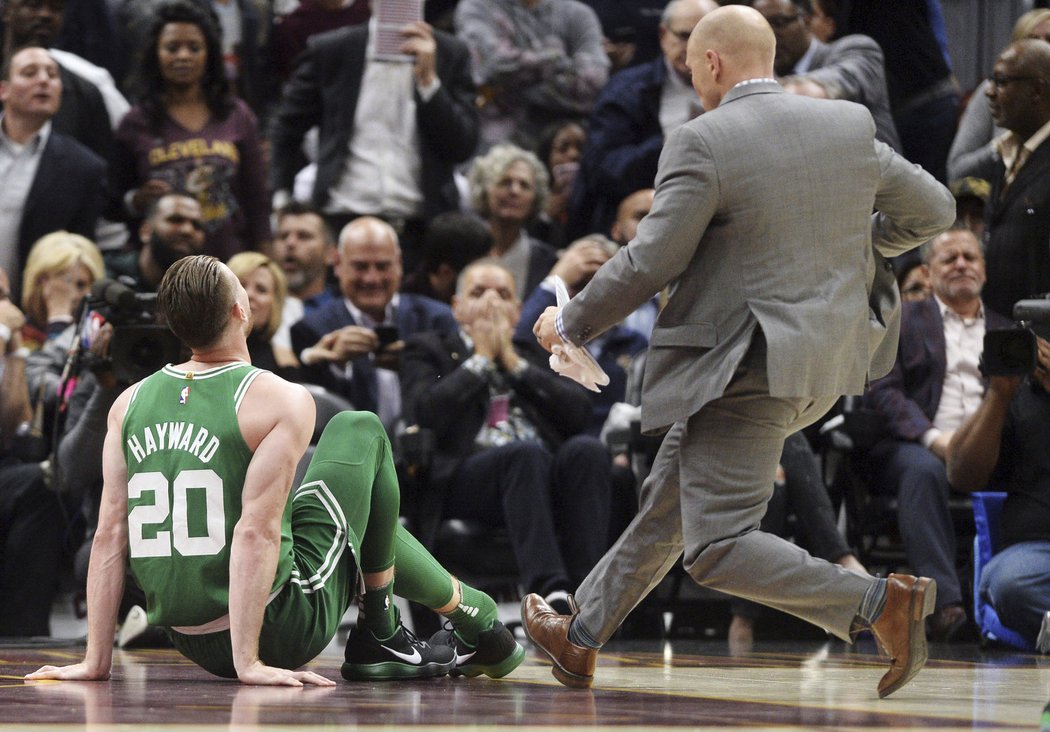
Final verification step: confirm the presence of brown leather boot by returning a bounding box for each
[870,573,937,698]
[520,593,597,688]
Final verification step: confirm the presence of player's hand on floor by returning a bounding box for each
[25,662,110,681]
[238,662,335,687]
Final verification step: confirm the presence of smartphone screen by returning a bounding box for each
[374,0,424,62]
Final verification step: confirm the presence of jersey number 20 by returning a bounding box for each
[128,470,227,558]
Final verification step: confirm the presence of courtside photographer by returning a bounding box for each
[947,296,1050,651]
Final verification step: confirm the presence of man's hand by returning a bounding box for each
[311,326,379,364]
[469,293,506,361]
[929,430,954,461]
[533,306,563,354]
[551,239,611,294]
[237,660,335,687]
[401,21,437,88]
[25,662,110,682]
[42,270,83,322]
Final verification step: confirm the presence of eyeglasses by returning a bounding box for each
[765,13,802,30]
[989,74,1040,89]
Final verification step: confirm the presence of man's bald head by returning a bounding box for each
[686,5,776,110]
[987,39,1050,140]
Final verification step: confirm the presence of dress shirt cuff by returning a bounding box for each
[921,428,941,450]
[417,77,441,102]
[463,354,494,377]
[554,311,570,345]
[539,276,558,294]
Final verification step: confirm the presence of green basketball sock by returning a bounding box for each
[444,581,499,646]
[360,579,396,639]
[389,525,497,643]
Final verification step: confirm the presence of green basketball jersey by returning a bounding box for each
[122,362,295,627]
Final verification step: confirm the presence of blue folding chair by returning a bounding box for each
[972,491,1036,651]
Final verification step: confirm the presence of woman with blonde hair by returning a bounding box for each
[21,232,105,351]
[227,252,300,379]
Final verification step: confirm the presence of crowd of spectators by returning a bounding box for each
[2,0,1050,655]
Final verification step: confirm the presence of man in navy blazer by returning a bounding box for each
[568,0,717,239]
[864,227,1011,641]
[0,47,105,303]
[291,217,456,430]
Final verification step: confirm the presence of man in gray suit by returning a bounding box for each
[523,5,955,698]
[752,0,901,151]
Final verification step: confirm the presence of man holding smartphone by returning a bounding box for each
[291,217,457,431]
[270,3,478,272]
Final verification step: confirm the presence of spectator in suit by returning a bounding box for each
[269,13,477,270]
[401,260,611,609]
[751,0,901,150]
[947,8,1050,184]
[0,268,65,638]
[864,227,1012,641]
[291,217,456,430]
[982,40,1050,321]
[4,0,131,255]
[0,46,105,304]
[466,144,557,300]
[1,0,116,161]
[453,0,609,151]
[567,0,718,239]
[947,331,1050,651]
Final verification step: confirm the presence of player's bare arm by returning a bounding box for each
[228,374,330,686]
[25,387,137,681]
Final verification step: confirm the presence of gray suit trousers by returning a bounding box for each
[575,337,875,643]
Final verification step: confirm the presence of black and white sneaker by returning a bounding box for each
[430,620,525,679]
[342,620,455,681]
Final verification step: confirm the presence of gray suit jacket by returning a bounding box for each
[559,81,954,434]
[799,35,902,152]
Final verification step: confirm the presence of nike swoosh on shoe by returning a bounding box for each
[455,650,476,665]
[380,645,422,664]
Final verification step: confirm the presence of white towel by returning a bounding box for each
[547,277,610,393]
